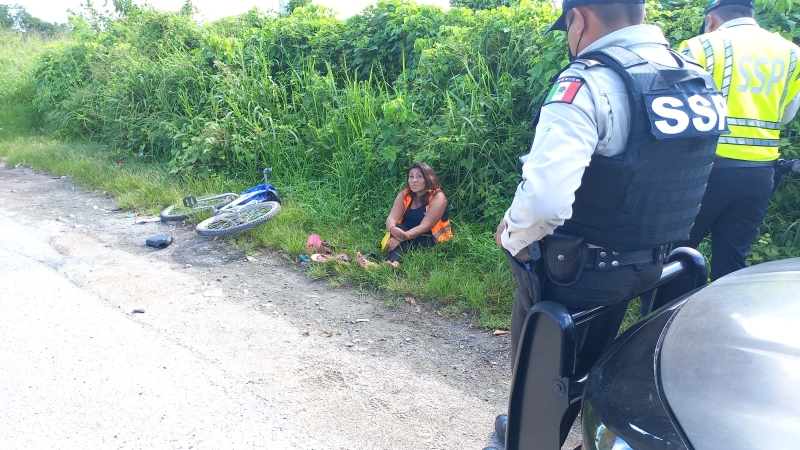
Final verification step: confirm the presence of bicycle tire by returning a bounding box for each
[160,194,238,221]
[195,201,281,237]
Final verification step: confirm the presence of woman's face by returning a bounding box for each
[408,168,427,195]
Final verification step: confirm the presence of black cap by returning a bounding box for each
[548,0,646,33]
[705,0,754,13]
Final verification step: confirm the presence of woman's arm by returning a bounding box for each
[404,191,447,240]
[386,191,406,230]
[384,192,408,249]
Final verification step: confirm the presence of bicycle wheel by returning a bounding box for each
[160,194,238,221]
[195,201,281,237]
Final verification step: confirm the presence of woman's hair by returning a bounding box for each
[406,162,442,207]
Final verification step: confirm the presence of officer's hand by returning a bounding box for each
[494,219,506,249]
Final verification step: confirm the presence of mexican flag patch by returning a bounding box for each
[544,77,585,105]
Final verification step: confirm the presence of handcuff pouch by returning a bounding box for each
[542,231,588,286]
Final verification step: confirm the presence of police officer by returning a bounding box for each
[678,0,800,281]
[489,0,727,446]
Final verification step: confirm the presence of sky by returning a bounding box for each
[10,0,451,24]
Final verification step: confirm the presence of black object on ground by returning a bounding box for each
[146,234,173,248]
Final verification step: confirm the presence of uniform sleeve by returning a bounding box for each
[782,44,800,125]
[501,71,599,256]
[782,92,800,125]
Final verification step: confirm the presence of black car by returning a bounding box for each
[583,256,800,449]
[502,251,800,450]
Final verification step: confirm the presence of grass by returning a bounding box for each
[0,128,518,328]
[0,32,52,136]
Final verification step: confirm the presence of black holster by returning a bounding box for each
[506,248,541,303]
[506,247,543,367]
[541,231,589,286]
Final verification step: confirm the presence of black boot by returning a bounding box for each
[495,414,508,444]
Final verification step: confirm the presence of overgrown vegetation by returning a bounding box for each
[1,0,798,327]
[0,29,56,132]
[449,0,514,9]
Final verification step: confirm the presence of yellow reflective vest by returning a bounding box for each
[679,20,800,161]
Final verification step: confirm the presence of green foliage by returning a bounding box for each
[341,0,466,83]
[4,0,800,324]
[0,3,69,36]
[26,0,567,228]
[286,0,312,14]
[450,0,513,9]
[648,0,705,45]
[0,4,14,29]
[0,29,58,131]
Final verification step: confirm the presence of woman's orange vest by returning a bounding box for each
[399,189,453,243]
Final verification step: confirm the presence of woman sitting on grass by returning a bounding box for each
[358,162,452,269]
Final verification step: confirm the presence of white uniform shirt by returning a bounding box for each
[682,17,800,125]
[501,25,710,256]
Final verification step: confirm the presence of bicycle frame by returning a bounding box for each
[213,189,266,215]
[181,168,279,216]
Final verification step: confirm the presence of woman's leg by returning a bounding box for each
[387,241,410,265]
[386,235,435,266]
[356,252,379,268]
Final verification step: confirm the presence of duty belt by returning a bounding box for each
[713,156,776,169]
[587,245,669,272]
[513,243,668,271]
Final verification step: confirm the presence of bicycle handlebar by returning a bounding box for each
[262,168,273,185]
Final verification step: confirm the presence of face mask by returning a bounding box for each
[566,11,584,62]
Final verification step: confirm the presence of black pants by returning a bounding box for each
[683,166,774,281]
[505,250,662,445]
[386,224,435,263]
[507,250,662,370]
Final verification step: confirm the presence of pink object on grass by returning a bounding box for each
[306,234,323,253]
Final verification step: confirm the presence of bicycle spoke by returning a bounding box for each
[195,201,280,237]
[161,193,238,221]
[203,203,277,230]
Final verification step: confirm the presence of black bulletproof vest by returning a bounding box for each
[540,46,726,252]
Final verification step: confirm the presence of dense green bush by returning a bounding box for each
[0,29,58,130]
[450,0,512,9]
[0,3,69,36]
[24,0,800,265]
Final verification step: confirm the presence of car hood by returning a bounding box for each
[660,258,800,450]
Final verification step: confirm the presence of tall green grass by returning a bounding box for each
[0,31,53,132]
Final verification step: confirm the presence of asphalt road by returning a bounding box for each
[0,214,328,449]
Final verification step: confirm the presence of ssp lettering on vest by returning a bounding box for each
[645,91,729,138]
[556,45,727,252]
